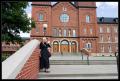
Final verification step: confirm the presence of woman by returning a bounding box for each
[39,37,51,72]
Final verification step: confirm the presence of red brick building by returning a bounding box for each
[31,2,118,55]
[97,17,118,56]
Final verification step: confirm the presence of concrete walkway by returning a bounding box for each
[50,55,117,60]
[38,65,118,79]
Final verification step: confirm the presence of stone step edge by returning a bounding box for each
[38,73,118,77]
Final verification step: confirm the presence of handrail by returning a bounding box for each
[2,39,40,79]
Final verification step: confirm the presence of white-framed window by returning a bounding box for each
[60,13,69,22]
[59,29,62,36]
[108,45,112,52]
[100,35,103,42]
[83,28,86,34]
[53,28,57,36]
[99,27,103,33]
[68,29,71,37]
[108,36,111,42]
[85,42,92,49]
[64,29,67,37]
[101,45,104,52]
[86,15,90,23]
[39,14,44,21]
[107,27,110,33]
[114,27,118,33]
[90,28,92,34]
[115,36,118,42]
[73,30,76,37]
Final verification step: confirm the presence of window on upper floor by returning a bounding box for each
[39,14,44,21]
[68,29,71,37]
[59,29,62,37]
[83,28,86,34]
[100,35,103,42]
[73,30,76,37]
[86,15,90,23]
[107,27,110,33]
[115,36,118,42]
[99,27,103,33]
[60,13,69,23]
[53,28,57,36]
[63,29,67,37]
[114,27,118,33]
[90,28,93,34]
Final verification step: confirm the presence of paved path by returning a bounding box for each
[50,55,117,60]
[38,65,118,79]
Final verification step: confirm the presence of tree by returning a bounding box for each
[1,1,35,44]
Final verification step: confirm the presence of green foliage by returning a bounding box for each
[1,2,35,44]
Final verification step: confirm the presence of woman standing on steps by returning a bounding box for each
[39,37,51,73]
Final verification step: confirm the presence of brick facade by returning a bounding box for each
[16,48,40,79]
[31,2,101,53]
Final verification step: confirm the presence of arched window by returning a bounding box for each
[39,14,44,21]
[61,40,69,45]
[86,15,90,23]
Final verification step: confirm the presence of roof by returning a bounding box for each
[97,17,118,24]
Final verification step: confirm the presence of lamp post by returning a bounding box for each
[43,24,48,36]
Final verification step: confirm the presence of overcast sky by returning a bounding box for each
[20,2,118,37]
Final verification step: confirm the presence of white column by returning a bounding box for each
[59,41,61,52]
[69,41,71,53]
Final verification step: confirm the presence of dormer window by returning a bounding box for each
[100,17,104,22]
[113,18,118,23]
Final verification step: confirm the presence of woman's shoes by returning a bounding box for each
[44,69,50,73]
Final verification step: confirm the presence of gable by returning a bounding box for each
[52,2,77,11]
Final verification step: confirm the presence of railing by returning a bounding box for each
[80,48,91,65]
[2,39,40,79]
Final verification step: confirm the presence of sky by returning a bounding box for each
[20,2,118,37]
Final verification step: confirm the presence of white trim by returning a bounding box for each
[2,39,40,79]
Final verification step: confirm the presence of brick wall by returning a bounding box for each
[15,48,40,79]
